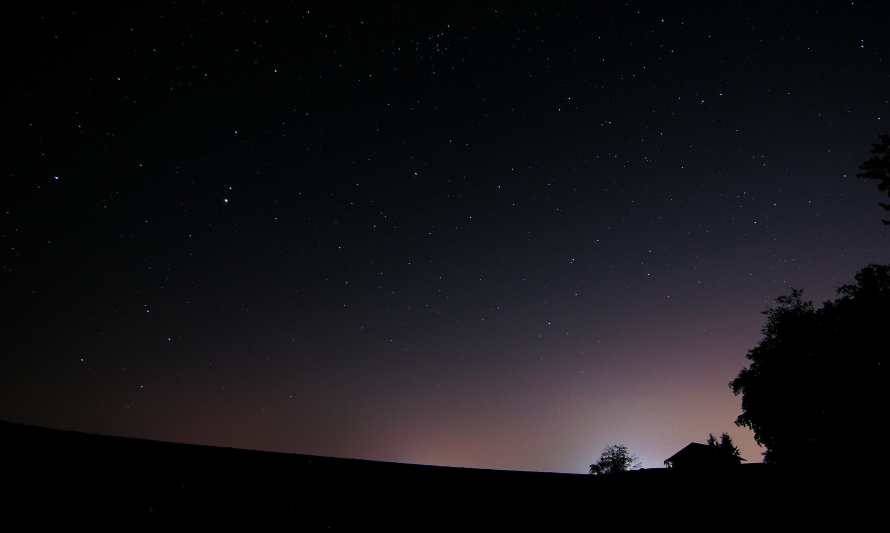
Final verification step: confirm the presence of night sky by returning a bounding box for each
[3,2,889,472]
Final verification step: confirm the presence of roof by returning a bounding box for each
[664,442,746,465]
[664,442,713,464]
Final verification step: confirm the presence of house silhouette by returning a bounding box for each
[664,442,744,470]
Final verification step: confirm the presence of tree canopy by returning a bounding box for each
[589,443,641,475]
[707,433,741,461]
[858,133,890,224]
[730,264,890,464]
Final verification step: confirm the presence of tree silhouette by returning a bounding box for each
[730,264,890,465]
[589,443,641,475]
[707,433,741,461]
[858,133,890,224]
[706,433,718,448]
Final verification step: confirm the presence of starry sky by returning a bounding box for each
[2,2,889,472]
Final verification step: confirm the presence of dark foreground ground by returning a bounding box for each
[1,420,877,527]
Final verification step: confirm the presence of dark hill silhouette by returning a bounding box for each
[0,420,877,526]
